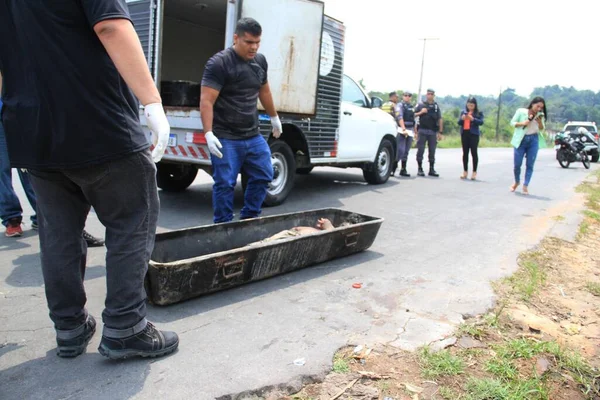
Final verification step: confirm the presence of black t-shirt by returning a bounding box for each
[201,47,268,140]
[0,0,148,169]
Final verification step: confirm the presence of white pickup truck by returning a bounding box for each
[126,0,397,206]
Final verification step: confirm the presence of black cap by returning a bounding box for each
[427,88,435,94]
[389,91,398,98]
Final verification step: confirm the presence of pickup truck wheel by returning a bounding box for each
[296,167,314,175]
[241,141,296,207]
[156,163,198,192]
[363,138,393,184]
[591,151,599,163]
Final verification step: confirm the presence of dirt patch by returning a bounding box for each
[274,173,600,400]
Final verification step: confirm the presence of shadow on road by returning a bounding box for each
[0,349,152,400]
[148,249,384,324]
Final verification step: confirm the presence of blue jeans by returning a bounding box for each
[0,119,37,227]
[514,134,539,186]
[211,135,273,223]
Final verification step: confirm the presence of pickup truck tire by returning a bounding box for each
[591,151,599,163]
[241,140,296,207]
[363,138,393,184]
[296,167,314,175]
[156,163,198,192]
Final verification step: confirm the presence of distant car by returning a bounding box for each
[563,121,599,162]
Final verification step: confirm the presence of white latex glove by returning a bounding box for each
[204,131,223,158]
[144,103,170,163]
[271,115,282,139]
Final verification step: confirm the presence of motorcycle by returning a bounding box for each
[555,129,591,169]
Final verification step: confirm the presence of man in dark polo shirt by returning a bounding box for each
[200,17,282,223]
[0,0,178,359]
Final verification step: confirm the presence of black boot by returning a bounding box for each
[428,164,439,177]
[390,161,398,177]
[400,161,410,177]
[417,162,425,177]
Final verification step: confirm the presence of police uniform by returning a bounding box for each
[396,96,415,177]
[381,92,402,176]
[415,90,442,176]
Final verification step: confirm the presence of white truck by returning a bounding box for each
[126,0,397,206]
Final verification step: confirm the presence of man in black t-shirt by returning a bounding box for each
[0,0,178,360]
[200,18,282,223]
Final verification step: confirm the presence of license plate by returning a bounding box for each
[554,145,560,150]
[168,134,177,147]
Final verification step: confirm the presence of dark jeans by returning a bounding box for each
[0,120,37,227]
[28,150,158,337]
[396,133,414,163]
[211,135,273,223]
[416,130,437,164]
[514,134,539,186]
[461,131,480,172]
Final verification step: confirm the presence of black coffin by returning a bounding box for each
[146,208,384,305]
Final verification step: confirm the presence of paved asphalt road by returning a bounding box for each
[0,148,595,399]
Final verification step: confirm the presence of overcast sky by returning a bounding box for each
[322,0,599,99]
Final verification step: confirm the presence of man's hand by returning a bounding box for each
[144,103,170,163]
[420,107,428,115]
[271,115,283,139]
[205,131,223,158]
[402,129,409,137]
[437,133,444,141]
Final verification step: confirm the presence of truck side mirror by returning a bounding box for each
[371,97,383,108]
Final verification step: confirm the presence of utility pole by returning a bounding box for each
[495,87,502,141]
[416,38,439,104]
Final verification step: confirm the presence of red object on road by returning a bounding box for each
[352,283,362,289]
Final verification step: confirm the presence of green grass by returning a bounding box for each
[458,322,485,340]
[579,220,591,236]
[506,257,546,301]
[465,377,549,400]
[332,354,350,373]
[439,386,459,399]
[583,210,600,221]
[437,135,512,149]
[419,347,465,378]
[585,282,600,296]
[485,358,519,381]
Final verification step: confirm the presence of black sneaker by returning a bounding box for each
[98,322,179,360]
[429,168,439,177]
[417,168,425,177]
[56,315,97,358]
[83,230,105,247]
[400,169,411,177]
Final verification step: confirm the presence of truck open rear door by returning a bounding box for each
[239,0,324,116]
[126,0,161,81]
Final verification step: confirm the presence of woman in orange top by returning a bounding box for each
[458,97,484,180]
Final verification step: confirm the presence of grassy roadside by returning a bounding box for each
[437,136,511,149]
[282,170,600,400]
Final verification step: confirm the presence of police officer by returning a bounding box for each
[396,91,416,177]
[381,92,402,176]
[414,89,444,177]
